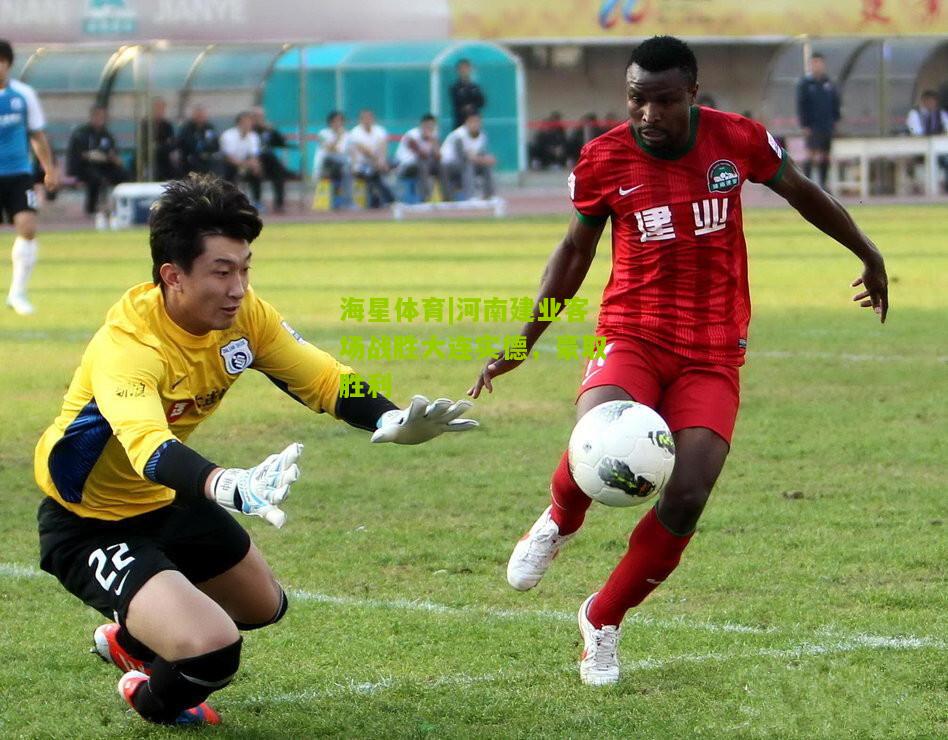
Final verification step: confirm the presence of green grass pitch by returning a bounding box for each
[0,206,945,737]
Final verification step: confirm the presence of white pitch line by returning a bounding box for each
[0,563,43,578]
[3,562,943,650]
[235,670,510,707]
[288,588,775,635]
[0,564,772,636]
[234,635,942,707]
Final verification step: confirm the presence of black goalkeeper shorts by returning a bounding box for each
[38,496,251,626]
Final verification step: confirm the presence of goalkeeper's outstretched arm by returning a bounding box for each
[335,379,478,445]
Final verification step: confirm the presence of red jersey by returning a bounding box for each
[569,106,786,366]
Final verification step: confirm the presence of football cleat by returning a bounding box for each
[578,593,621,686]
[506,505,576,591]
[6,295,34,315]
[117,670,222,726]
[92,623,152,675]
[173,701,222,726]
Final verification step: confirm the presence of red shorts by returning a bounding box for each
[577,337,740,445]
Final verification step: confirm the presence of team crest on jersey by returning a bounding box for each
[707,160,740,193]
[10,98,23,111]
[219,337,253,375]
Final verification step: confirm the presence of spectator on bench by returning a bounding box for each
[220,112,263,207]
[177,104,221,176]
[313,111,353,209]
[67,104,128,226]
[394,113,441,202]
[349,109,394,208]
[907,90,948,192]
[906,90,948,136]
[139,97,179,181]
[251,106,292,213]
[440,111,496,201]
[529,111,569,170]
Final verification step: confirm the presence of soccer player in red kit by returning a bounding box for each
[468,36,888,685]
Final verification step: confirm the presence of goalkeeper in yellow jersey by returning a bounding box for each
[34,174,476,727]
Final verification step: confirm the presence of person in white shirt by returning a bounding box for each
[394,113,440,202]
[348,109,394,208]
[313,110,353,208]
[906,90,948,193]
[440,112,496,200]
[220,112,262,204]
[906,90,948,136]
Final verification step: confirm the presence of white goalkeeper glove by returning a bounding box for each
[370,395,478,445]
[210,443,303,528]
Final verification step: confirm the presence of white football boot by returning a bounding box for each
[578,593,621,686]
[506,505,576,591]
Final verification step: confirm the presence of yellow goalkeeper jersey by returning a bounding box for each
[35,282,353,520]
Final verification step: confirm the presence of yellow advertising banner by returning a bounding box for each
[449,0,948,39]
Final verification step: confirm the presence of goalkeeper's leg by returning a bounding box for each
[120,570,241,725]
[194,543,289,630]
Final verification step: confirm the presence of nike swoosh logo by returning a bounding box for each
[645,578,664,585]
[114,572,130,596]
[582,367,606,385]
[170,376,187,389]
[618,185,644,196]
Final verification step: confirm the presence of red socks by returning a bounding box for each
[548,450,693,628]
[587,506,693,628]
[549,451,591,536]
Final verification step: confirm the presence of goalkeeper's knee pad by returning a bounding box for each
[235,587,289,631]
[138,638,243,723]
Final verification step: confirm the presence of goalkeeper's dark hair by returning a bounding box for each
[626,35,698,87]
[0,40,13,66]
[150,173,262,285]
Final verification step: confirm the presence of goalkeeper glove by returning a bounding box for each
[371,395,478,445]
[210,443,303,528]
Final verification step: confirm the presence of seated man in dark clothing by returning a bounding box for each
[138,97,179,181]
[529,111,569,170]
[250,106,293,212]
[177,104,221,176]
[67,104,128,219]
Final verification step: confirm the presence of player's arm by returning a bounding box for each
[250,296,477,444]
[22,86,58,191]
[90,335,301,527]
[768,156,888,322]
[28,131,58,191]
[468,213,605,398]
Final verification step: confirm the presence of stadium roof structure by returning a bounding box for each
[264,41,525,174]
[761,38,948,135]
[11,40,525,176]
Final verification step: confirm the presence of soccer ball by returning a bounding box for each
[568,401,676,507]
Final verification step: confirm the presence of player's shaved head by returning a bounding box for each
[150,174,262,285]
[627,35,698,88]
[625,38,699,154]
